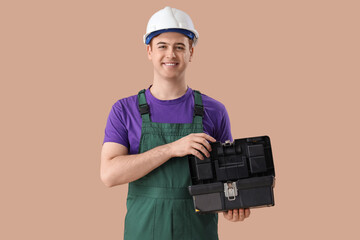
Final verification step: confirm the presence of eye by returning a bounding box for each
[176,46,185,50]
[158,45,166,49]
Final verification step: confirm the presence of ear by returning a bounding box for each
[189,47,194,62]
[147,44,152,60]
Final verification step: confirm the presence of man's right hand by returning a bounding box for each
[101,133,216,187]
[168,133,216,160]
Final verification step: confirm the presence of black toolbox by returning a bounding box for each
[188,136,275,213]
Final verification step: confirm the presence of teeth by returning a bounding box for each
[164,63,177,66]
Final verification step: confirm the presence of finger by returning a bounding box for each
[245,208,251,218]
[222,211,228,219]
[224,210,233,220]
[192,143,210,158]
[191,149,204,160]
[193,136,212,152]
[232,209,239,221]
[239,209,245,221]
[193,133,216,143]
[203,133,216,143]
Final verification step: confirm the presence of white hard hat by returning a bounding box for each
[144,6,199,46]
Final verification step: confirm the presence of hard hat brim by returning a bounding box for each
[144,28,198,45]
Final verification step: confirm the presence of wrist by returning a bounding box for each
[166,142,175,158]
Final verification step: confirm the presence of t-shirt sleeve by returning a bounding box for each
[103,102,129,149]
[215,105,233,143]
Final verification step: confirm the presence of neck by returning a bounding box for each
[150,76,188,100]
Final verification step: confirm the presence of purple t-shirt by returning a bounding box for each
[103,87,233,154]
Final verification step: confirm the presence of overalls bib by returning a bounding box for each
[124,89,218,240]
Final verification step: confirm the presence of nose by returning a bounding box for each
[166,48,176,58]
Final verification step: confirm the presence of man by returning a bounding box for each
[101,6,250,240]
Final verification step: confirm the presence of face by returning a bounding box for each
[147,32,194,81]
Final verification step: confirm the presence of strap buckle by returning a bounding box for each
[194,104,204,117]
[138,104,150,115]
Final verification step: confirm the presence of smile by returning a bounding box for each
[162,62,179,66]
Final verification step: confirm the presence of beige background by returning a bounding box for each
[1,0,359,239]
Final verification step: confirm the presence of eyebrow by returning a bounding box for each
[156,42,186,47]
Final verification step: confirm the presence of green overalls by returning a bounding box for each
[124,89,218,240]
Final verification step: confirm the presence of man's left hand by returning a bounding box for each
[222,209,250,222]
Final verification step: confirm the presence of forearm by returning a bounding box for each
[102,143,174,187]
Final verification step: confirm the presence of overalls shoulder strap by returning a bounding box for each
[137,89,204,124]
[193,90,204,124]
[137,89,151,123]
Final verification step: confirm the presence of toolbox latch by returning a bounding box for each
[224,182,238,201]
